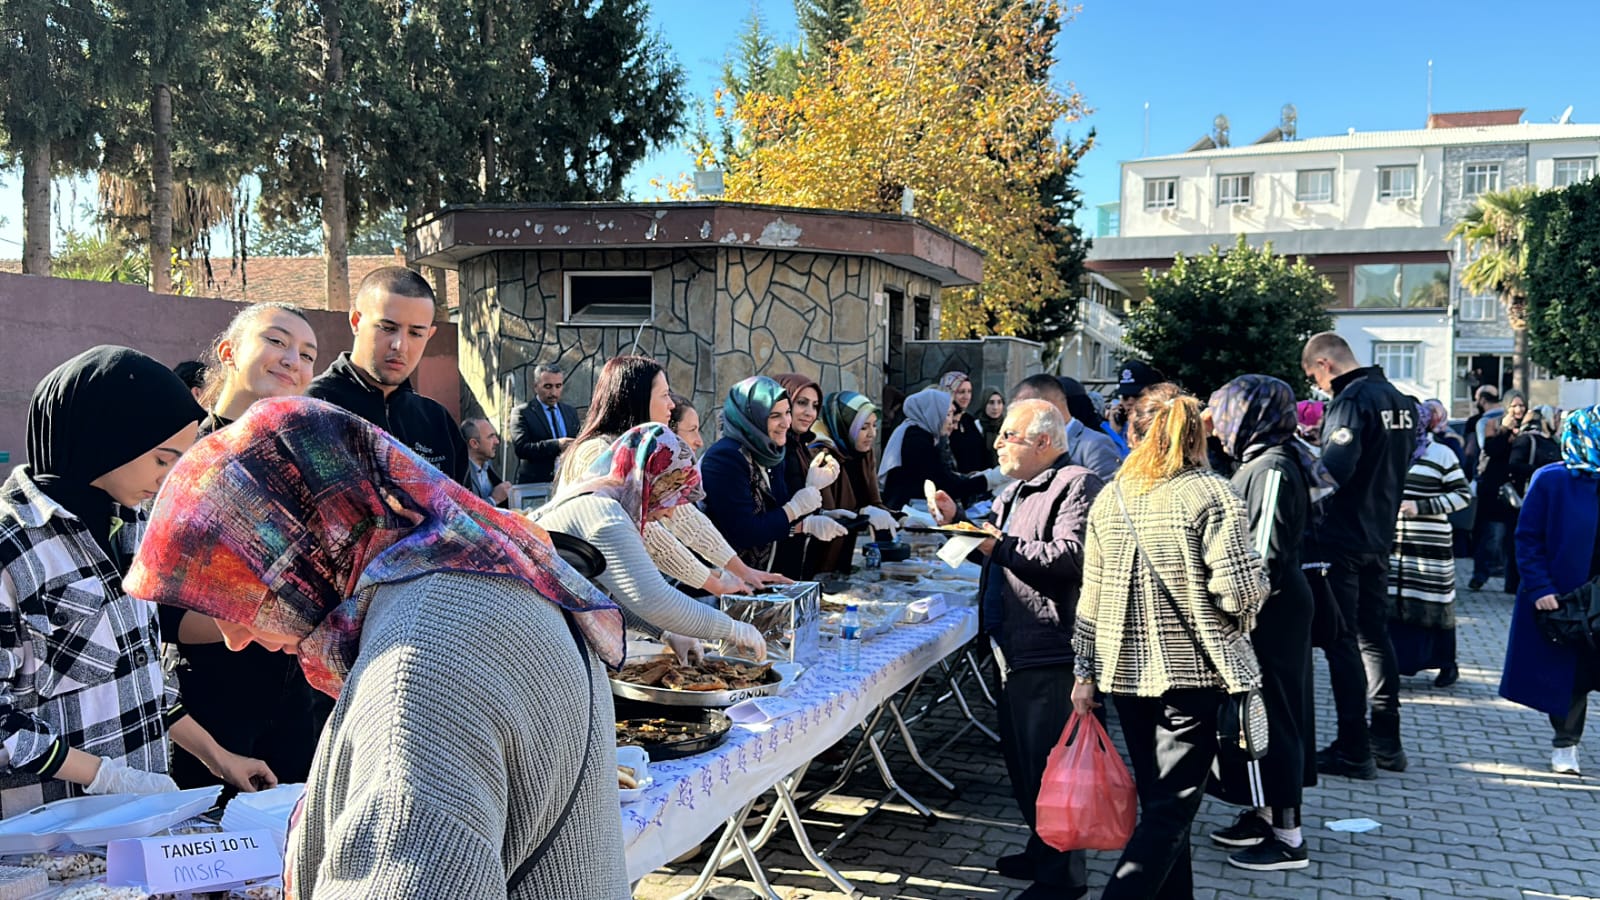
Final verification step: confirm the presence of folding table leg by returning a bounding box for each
[940,658,1001,744]
[775,774,859,897]
[964,648,1000,707]
[669,799,758,900]
[888,699,958,793]
[866,731,934,818]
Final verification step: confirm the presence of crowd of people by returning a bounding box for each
[2,262,1596,898]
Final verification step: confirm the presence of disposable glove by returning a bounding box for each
[782,486,823,521]
[799,515,849,541]
[806,454,840,490]
[727,621,768,661]
[87,757,179,796]
[862,505,898,536]
[664,632,705,665]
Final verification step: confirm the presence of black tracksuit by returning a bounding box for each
[306,352,467,483]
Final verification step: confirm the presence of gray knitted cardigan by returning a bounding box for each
[288,572,628,899]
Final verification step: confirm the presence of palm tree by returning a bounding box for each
[1448,185,1540,393]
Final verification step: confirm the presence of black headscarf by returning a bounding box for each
[26,346,205,560]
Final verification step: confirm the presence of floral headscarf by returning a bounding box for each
[722,376,789,469]
[1423,399,1450,433]
[1560,405,1600,478]
[125,398,625,696]
[812,391,878,460]
[937,371,970,396]
[879,388,951,477]
[550,424,703,532]
[1409,401,1432,462]
[1208,375,1338,495]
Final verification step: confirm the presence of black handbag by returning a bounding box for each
[1538,579,1600,656]
[1305,561,1347,650]
[1112,486,1271,775]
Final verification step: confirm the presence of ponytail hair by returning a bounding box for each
[1118,383,1208,491]
[197,302,311,410]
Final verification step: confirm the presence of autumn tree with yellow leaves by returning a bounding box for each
[712,0,1091,338]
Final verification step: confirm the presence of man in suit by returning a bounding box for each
[510,363,580,484]
[461,417,510,506]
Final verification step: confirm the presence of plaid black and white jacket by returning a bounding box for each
[0,467,175,816]
[1073,468,1270,697]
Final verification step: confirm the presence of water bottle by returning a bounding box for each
[839,604,862,671]
[864,543,882,571]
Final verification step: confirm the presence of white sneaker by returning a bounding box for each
[1552,746,1580,774]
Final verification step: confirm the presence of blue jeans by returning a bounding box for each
[1473,520,1507,581]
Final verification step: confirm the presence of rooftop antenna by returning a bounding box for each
[1142,101,1150,156]
[1212,113,1230,148]
[1557,105,1574,124]
[1426,59,1433,120]
[1280,103,1298,141]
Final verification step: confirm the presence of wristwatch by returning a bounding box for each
[1074,675,1095,686]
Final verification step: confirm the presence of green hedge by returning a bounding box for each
[1525,177,1600,379]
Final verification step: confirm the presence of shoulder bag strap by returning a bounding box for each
[507,610,596,894]
[1112,482,1230,687]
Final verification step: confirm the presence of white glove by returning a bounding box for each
[862,505,898,536]
[702,568,744,596]
[663,632,705,665]
[981,466,1013,491]
[783,486,823,521]
[727,621,768,661]
[799,514,849,541]
[806,454,840,490]
[86,757,179,796]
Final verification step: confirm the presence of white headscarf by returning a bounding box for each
[878,388,952,477]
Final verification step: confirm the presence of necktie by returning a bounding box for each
[548,404,564,439]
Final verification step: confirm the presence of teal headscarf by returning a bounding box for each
[812,391,878,460]
[723,376,789,469]
[1560,406,1600,478]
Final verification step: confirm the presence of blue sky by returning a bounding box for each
[6,0,1598,252]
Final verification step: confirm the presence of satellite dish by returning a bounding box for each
[1558,105,1574,124]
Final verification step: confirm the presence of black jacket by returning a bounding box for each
[1314,366,1415,556]
[882,426,988,509]
[306,352,467,482]
[509,400,580,484]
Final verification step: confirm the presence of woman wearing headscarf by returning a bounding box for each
[1423,399,1465,466]
[879,387,989,510]
[1072,384,1269,896]
[557,356,784,596]
[1204,375,1329,872]
[977,386,1006,468]
[701,376,839,570]
[533,425,766,659]
[0,346,274,816]
[807,392,899,573]
[1500,406,1600,776]
[1295,400,1325,448]
[770,373,849,577]
[940,371,989,473]
[126,397,631,899]
[1384,400,1472,690]
[163,303,323,791]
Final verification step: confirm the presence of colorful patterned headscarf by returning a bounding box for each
[1560,405,1600,478]
[125,397,625,697]
[937,371,970,396]
[722,376,789,469]
[879,388,951,477]
[812,391,879,460]
[1423,399,1450,433]
[1208,375,1339,494]
[1409,401,1432,462]
[1295,400,1325,431]
[550,424,703,532]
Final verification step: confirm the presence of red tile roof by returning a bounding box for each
[1427,109,1525,129]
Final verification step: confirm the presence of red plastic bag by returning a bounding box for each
[1036,711,1137,851]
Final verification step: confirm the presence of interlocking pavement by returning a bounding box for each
[634,580,1600,900]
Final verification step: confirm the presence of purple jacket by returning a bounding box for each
[980,454,1104,670]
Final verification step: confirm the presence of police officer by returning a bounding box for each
[1301,332,1418,779]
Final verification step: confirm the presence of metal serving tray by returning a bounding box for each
[608,654,794,708]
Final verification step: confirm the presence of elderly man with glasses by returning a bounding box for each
[931,398,1104,899]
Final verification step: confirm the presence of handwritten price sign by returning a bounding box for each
[107,829,281,893]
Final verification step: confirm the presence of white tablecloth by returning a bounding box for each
[622,605,980,881]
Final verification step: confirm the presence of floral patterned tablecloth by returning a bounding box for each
[621,605,979,881]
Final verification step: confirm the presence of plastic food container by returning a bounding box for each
[61,786,222,847]
[0,795,135,854]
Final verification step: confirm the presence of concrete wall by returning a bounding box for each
[900,337,1045,399]
[0,273,459,472]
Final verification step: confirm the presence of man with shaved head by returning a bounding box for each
[306,266,467,482]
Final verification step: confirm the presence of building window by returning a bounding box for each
[1532,362,1554,381]
[563,271,654,323]
[1463,162,1501,197]
[1555,157,1595,188]
[1296,169,1334,203]
[1378,166,1416,200]
[1143,178,1178,210]
[1354,262,1450,309]
[1216,173,1252,206]
[913,296,931,340]
[1459,293,1497,322]
[1373,342,1419,382]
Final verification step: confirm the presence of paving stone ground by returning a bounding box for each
[634,580,1600,900]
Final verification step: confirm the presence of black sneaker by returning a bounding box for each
[1434,664,1460,688]
[1373,747,1408,772]
[1467,576,1487,590]
[995,852,1035,881]
[1228,837,1310,871]
[1316,746,1378,780]
[1210,810,1273,848]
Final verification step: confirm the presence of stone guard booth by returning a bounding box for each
[408,202,983,435]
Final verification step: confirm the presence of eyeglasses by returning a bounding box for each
[998,430,1033,445]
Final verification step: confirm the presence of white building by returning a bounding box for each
[1084,108,1600,413]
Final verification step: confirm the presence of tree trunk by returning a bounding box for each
[21,139,52,276]
[321,0,350,310]
[1512,321,1531,396]
[150,79,174,295]
[478,1,496,198]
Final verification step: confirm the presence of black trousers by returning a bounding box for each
[1104,690,1222,900]
[1324,552,1403,757]
[996,660,1088,893]
[1552,656,1599,749]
